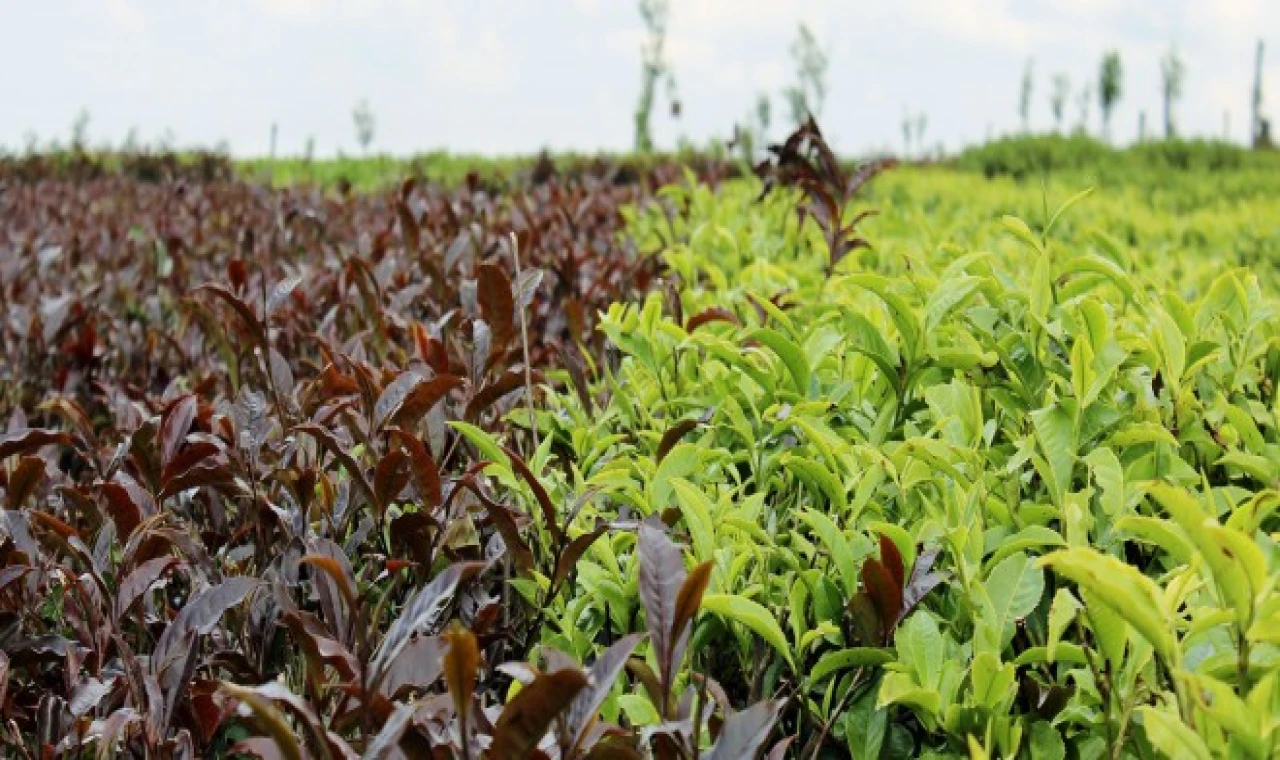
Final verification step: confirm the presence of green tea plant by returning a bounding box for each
[513,130,1279,756]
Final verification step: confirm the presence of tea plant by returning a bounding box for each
[1,124,1276,758]
[0,153,784,757]
[532,126,1278,756]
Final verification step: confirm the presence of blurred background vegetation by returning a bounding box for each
[3,9,1275,195]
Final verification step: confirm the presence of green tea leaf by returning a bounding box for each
[669,478,717,563]
[925,275,982,334]
[787,456,850,519]
[1029,252,1053,326]
[809,647,893,684]
[969,651,1015,709]
[894,611,944,687]
[1039,547,1173,659]
[1031,404,1076,505]
[1044,187,1094,237]
[876,672,941,716]
[1002,215,1043,254]
[1084,447,1125,516]
[845,274,922,360]
[844,687,888,760]
[1028,720,1066,760]
[796,509,856,593]
[751,328,810,394]
[979,552,1044,651]
[448,421,510,470]
[1137,706,1212,760]
[701,594,794,669]
[1045,588,1081,663]
[1147,482,1267,626]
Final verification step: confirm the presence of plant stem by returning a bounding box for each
[805,671,862,760]
[1237,628,1251,692]
[1111,687,1141,760]
[509,233,541,456]
[1077,613,1115,753]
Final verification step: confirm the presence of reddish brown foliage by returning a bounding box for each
[0,150,791,758]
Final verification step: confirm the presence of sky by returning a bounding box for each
[2,0,1276,157]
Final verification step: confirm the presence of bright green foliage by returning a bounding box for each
[503,167,1278,755]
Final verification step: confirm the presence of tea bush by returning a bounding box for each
[1,130,1276,757]
[956,133,1280,185]
[512,152,1279,756]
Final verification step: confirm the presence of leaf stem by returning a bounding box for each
[804,670,862,760]
[509,233,541,457]
[1077,612,1115,753]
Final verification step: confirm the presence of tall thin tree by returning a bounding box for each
[634,0,676,153]
[1098,51,1123,141]
[1050,73,1070,133]
[736,93,772,164]
[1019,59,1035,133]
[1160,46,1185,139]
[70,108,90,152]
[352,99,375,154]
[902,108,913,158]
[1252,40,1266,147]
[783,24,829,124]
[755,93,772,139]
[1075,83,1093,134]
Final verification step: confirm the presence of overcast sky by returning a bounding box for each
[3,0,1276,157]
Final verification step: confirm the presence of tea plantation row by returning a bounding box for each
[0,141,1275,758]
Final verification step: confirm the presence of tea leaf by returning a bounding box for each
[701,594,794,669]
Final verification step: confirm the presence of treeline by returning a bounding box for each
[956,133,1280,180]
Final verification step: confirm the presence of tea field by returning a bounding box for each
[0,130,1277,758]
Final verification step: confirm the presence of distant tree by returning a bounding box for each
[755,93,772,138]
[734,125,753,164]
[1160,46,1185,138]
[353,99,376,154]
[1252,40,1266,147]
[122,127,140,153]
[1098,51,1123,140]
[1050,73,1070,132]
[1138,110,1147,142]
[900,109,928,159]
[1074,83,1093,134]
[783,23,828,124]
[634,0,678,153]
[305,136,316,163]
[1018,59,1034,133]
[737,92,772,163]
[269,123,278,159]
[70,108,90,151]
[157,128,177,152]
